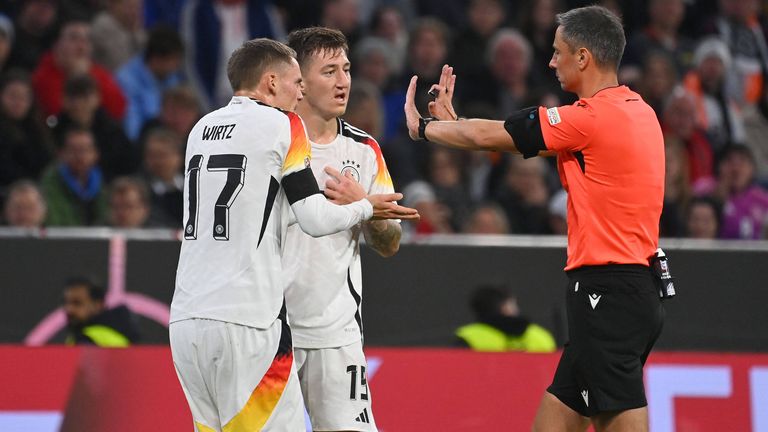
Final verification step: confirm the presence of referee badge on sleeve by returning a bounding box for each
[547,107,562,125]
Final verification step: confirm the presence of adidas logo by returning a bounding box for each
[355,407,371,424]
[589,293,601,309]
[581,390,589,407]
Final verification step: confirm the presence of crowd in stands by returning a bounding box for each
[1,0,767,240]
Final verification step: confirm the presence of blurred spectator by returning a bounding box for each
[321,0,362,47]
[401,180,453,235]
[108,176,151,228]
[414,0,469,30]
[462,203,510,234]
[636,50,679,117]
[117,25,184,141]
[31,17,127,120]
[141,127,183,227]
[91,0,147,71]
[455,285,556,352]
[451,0,507,95]
[41,126,108,226]
[343,80,383,140]
[494,156,552,234]
[621,0,694,86]
[548,188,567,235]
[662,88,716,190]
[180,0,286,110]
[706,0,768,107]
[144,0,187,30]
[518,0,564,93]
[742,99,768,184]
[463,28,534,119]
[138,85,202,143]
[428,146,473,230]
[6,0,59,71]
[351,38,398,139]
[683,37,745,152]
[0,70,55,189]
[712,144,768,239]
[402,18,449,114]
[63,276,139,346]
[52,75,137,181]
[2,180,47,228]
[660,137,691,237]
[368,5,408,74]
[685,196,722,239]
[0,14,13,74]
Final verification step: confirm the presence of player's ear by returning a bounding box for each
[577,48,590,71]
[264,71,278,95]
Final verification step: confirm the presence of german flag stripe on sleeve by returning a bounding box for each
[282,112,311,174]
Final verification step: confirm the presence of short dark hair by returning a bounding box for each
[144,25,184,60]
[226,38,296,92]
[110,176,150,207]
[470,285,511,320]
[287,27,349,70]
[64,276,106,302]
[556,6,625,70]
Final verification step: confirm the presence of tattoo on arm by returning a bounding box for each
[363,220,402,257]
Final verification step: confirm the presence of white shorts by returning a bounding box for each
[294,341,377,431]
[169,318,304,432]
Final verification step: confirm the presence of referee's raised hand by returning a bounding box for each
[404,75,423,141]
[428,64,458,121]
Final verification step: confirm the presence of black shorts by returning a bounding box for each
[547,264,665,417]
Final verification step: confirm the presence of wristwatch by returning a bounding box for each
[418,117,438,141]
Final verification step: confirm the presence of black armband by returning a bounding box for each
[418,117,437,141]
[281,167,321,205]
[503,106,546,158]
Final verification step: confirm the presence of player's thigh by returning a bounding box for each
[298,342,377,431]
[208,318,303,431]
[170,319,222,431]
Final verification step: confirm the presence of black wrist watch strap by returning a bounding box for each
[418,117,437,141]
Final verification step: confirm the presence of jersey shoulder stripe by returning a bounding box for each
[338,118,393,189]
[282,111,311,174]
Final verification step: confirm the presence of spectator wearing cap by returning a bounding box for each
[117,26,184,141]
[683,37,745,152]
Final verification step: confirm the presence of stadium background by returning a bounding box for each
[2,0,768,430]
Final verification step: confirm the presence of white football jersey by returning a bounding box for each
[283,119,396,348]
[171,96,313,329]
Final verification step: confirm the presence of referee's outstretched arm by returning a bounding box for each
[404,75,554,158]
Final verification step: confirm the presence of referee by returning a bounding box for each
[405,6,665,432]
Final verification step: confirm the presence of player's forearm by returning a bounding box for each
[424,119,519,153]
[292,193,372,237]
[363,220,401,257]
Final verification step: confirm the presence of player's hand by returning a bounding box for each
[428,64,458,121]
[366,193,420,221]
[324,166,365,204]
[404,75,423,141]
